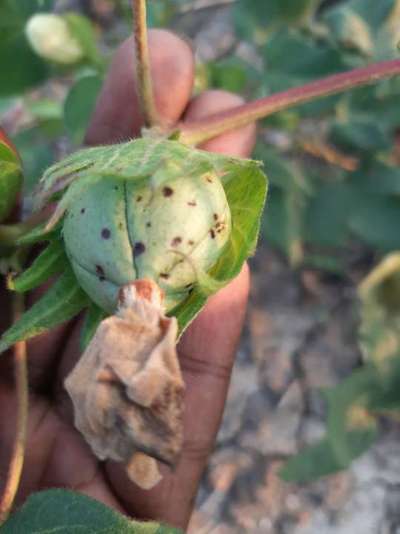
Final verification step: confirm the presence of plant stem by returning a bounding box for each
[132,0,159,127]
[0,294,28,524]
[180,59,400,145]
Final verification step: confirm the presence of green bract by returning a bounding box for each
[0,137,267,353]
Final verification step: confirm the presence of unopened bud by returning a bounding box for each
[25,13,84,65]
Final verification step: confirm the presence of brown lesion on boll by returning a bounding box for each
[134,242,146,256]
[187,201,197,207]
[188,240,194,246]
[136,195,143,202]
[160,273,170,280]
[162,186,174,197]
[171,237,182,247]
[209,229,216,239]
[96,265,106,281]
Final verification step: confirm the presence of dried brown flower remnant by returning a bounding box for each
[64,279,185,490]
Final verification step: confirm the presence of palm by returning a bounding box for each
[0,30,254,530]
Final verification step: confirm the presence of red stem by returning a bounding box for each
[180,59,400,145]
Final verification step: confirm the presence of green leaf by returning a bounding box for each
[10,240,67,293]
[218,161,268,278]
[324,368,378,467]
[304,182,357,248]
[64,13,102,67]
[14,127,54,193]
[234,0,320,41]
[359,253,400,365]
[280,428,376,483]
[26,97,63,122]
[0,266,89,354]
[262,30,353,86]
[281,365,378,483]
[351,159,400,195]
[64,75,103,144]
[80,302,106,350]
[330,116,392,153]
[206,57,259,94]
[323,6,374,56]
[349,196,400,251]
[367,354,400,412]
[347,0,394,31]
[258,148,311,264]
[0,489,182,533]
[169,289,208,335]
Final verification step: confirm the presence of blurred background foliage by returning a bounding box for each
[2,0,400,483]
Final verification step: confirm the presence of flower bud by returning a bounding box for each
[25,13,84,65]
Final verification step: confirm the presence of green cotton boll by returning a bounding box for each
[62,164,231,313]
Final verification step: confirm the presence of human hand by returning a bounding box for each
[0,29,255,531]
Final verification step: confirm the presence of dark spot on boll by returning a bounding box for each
[188,240,195,246]
[206,176,213,183]
[136,195,143,202]
[101,228,111,239]
[81,208,86,214]
[171,236,182,247]
[134,242,146,256]
[96,265,105,281]
[146,222,151,228]
[162,186,174,197]
[160,273,170,279]
[213,213,218,221]
[210,229,216,239]
[188,201,197,207]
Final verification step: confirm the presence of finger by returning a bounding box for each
[105,265,250,529]
[183,90,257,157]
[0,383,124,511]
[86,29,194,145]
